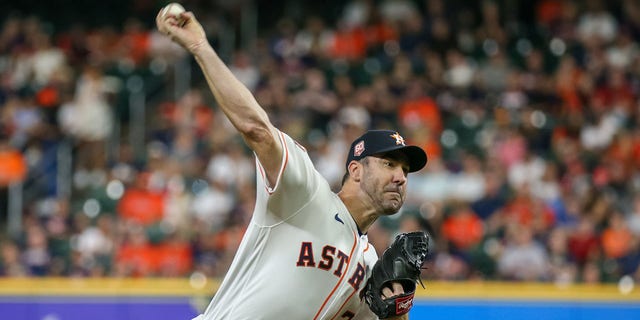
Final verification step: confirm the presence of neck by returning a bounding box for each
[337,187,378,234]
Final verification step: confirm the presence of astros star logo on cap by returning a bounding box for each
[391,132,405,146]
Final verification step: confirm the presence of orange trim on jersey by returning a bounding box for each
[329,286,359,320]
[313,232,358,320]
[330,242,370,320]
[257,130,289,195]
[293,140,307,152]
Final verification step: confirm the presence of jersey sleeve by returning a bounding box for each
[252,130,327,226]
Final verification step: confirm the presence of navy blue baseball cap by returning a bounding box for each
[346,130,427,172]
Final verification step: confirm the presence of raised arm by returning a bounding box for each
[156,8,282,185]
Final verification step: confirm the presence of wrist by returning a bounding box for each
[189,40,212,57]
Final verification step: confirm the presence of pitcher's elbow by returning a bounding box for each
[240,119,275,146]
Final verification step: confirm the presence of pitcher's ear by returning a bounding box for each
[347,159,363,182]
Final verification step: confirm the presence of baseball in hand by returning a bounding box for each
[161,2,186,25]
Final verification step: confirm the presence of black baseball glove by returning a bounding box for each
[363,231,429,319]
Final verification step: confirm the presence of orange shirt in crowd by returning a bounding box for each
[398,96,442,133]
[115,242,158,277]
[503,195,556,230]
[117,189,165,225]
[601,227,633,259]
[116,241,192,276]
[329,27,367,60]
[398,96,443,160]
[157,241,193,276]
[366,21,398,46]
[36,85,60,108]
[536,0,563,26]
[442,209,484,250]
[0,149,28,187]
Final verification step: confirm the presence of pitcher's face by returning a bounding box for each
[359,152,409,215]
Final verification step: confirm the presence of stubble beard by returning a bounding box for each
[362,176,404,216]
[382,193,403,215]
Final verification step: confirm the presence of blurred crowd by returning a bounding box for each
[1,0,640,286]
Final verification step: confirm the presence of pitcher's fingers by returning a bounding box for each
[156,10,172,34]
[166,16,183,27]
[181,11,197,21]
[392,282,405,295]
[381,287,394,298]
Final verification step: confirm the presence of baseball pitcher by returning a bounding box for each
[156,5,429,320]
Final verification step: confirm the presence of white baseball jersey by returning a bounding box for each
[194,131,379,320]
